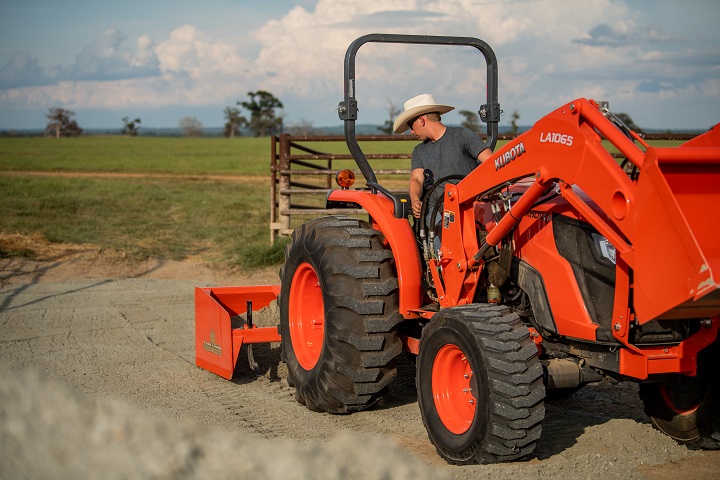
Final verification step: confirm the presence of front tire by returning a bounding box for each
[416,305,545,464]
[280,216,403,413]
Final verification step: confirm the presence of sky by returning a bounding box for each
[1,0,719,131]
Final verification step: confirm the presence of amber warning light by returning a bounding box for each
[336,169,356,189]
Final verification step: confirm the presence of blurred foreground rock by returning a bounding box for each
[0,368,441,480]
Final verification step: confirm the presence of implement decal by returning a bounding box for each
[494,142,526,171]
[203,329,223,356]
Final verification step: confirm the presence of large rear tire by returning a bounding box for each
[416,304,545,464]
[639,339,720,449]
[280,216,403,413]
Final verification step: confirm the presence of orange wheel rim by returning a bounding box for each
[660,384,701,415]
[289,262,325,370]
[432,343,476,434]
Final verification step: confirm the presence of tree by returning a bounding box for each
[239,90,284,137]
[45,107,83,138]
[458,109,482,134]
[223,106,247,138]
[615,113,643,134]
[287,118,317,136]
[378,98,401,134]
[510,110,520,136]
[179,116,203,137]
[121,116,141,137]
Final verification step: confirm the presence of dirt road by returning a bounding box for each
[1,250,719,479]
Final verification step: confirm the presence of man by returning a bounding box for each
[394,93,493,220]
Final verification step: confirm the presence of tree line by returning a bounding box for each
[41,92,647,139]
[43,90,286,138]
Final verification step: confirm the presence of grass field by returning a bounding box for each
[0,137,273,176]
[0,135,686,268]
[0,174,276,265]
[0,137,293,267]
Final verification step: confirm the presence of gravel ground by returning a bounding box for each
[1,252,719,479]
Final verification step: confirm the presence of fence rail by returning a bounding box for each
[270,133,419,242]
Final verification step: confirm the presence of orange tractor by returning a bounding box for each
[195,34,720,464]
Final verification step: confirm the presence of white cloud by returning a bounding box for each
[155,25,247,78]
[0,25,254,110]
[0,52,45,88]
[246,0,656,123]
[133,35,156,68]
[0,0,718,129]
[59,28,161,82]
[252,5,348,98]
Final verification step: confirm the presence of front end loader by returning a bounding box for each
[195,34,720,464]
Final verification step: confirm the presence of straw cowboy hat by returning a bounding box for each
[393,93,455,134]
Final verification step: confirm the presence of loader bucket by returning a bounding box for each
[195,285,281,379]
[632,135,720,322]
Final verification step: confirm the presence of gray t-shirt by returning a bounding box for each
[411,126,489,222]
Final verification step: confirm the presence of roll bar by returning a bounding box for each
[337,33,500,194]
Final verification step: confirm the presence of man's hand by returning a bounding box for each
[409,168,425,219]
[412,199,423,218]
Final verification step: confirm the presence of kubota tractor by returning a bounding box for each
[195,34,720,464]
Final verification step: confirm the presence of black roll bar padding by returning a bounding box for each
[338,33,500,217]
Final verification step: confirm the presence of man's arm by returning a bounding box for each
[478,147,492,163]
[409,168,425,218]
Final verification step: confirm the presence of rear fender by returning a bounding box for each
[327,189,423,316]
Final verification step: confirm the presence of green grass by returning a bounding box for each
[0,136,423,177]
[0,173,277,267]
[0,137,272,176]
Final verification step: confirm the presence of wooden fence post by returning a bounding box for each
[278,133,291,239]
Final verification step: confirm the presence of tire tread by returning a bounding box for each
[281,216,402,414]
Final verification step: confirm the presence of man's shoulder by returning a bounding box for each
[451,126,488,147]
[413,139,432,153]
[447,126,477,137]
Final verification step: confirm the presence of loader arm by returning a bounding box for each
[439,99,720,335]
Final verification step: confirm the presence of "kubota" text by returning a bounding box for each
[494,142,526,170]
